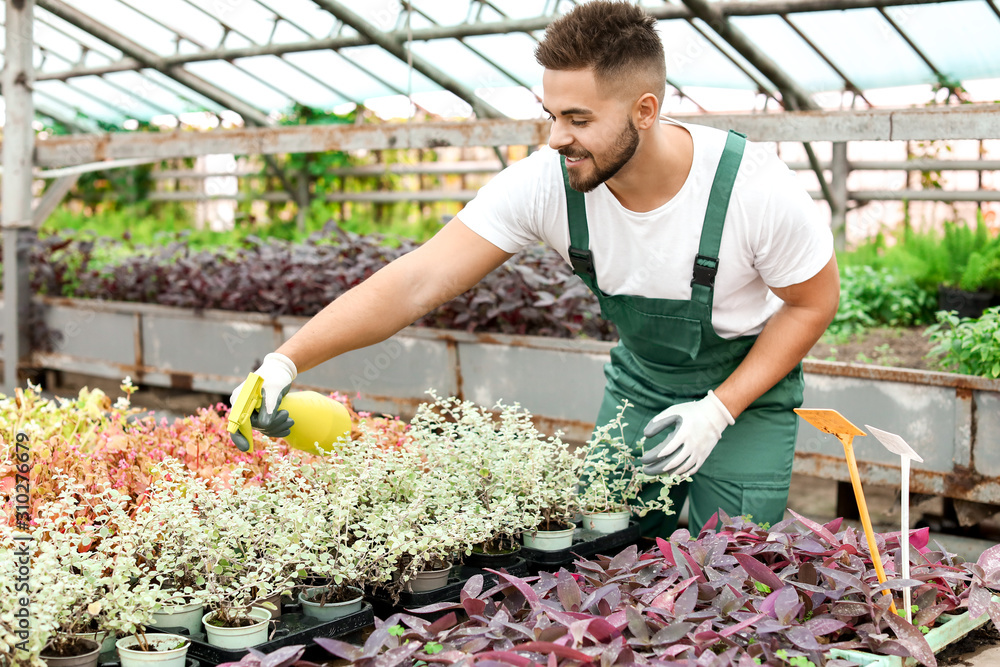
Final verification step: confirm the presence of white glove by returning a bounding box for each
[640,390,735,478]
[229,352,297,451]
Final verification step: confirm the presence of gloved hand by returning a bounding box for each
[229,352,297,452]
[640,390,735,478]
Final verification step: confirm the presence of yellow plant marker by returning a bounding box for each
[794,409,898,615]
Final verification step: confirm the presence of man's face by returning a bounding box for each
[542,68,640,193]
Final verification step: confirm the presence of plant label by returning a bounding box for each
[864,425,924,462]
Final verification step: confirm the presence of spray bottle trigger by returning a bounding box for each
[228,373,264,453]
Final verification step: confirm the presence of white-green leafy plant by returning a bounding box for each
[408,392,583,545]
[128,459,214,609]
[329,427,471,597]
[0,476,159,664]
[577,401,680,517]
[194,463,296,626]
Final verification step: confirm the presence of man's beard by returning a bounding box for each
[563,117,640,193]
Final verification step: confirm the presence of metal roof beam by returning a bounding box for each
[27,105,1000,168]
[33,0,964,83]
[409,4,540,103]
[168,0,355,109]
[35,0,273,126]
[876,7,950,91]
[780,15,872,107]
[680,0,818,110]
[310,0,506,119]
[988,0,1000,22]
[677,0,834,206]
[34,0,302,198]
[682,19,779,101]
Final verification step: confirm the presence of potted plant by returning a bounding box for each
[257,454,370,622]
[129,461,212,637]
[114,633,190,667]
[577,401,678,534]
[854,216,1000,319]
[13,478,151,666]
[195,476,280,649]
[409,392,582,554]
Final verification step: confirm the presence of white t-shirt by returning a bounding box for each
[457,119,834,339]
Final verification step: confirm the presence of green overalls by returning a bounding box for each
[562,130,805,538]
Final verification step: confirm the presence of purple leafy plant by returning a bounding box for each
[26,228,616,341]
[302,512,998,666]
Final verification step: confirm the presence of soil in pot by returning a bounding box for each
[251,591,284,620]
[201,607,271,650]
[466,537,522,568]
[41,637,101,667]
[67,630,116,655]
[204,608,263,628]
[300,585,362,605]
[299,585,364,621]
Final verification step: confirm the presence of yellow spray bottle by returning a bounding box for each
[227,372,352,456]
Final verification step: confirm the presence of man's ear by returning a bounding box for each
[634,92,660,130]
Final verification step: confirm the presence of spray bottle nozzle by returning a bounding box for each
[228,372,264,453]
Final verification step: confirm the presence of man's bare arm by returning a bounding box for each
[277,218,513,373]
[713,254,840,419]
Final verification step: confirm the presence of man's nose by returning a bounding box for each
[548,120,572,151]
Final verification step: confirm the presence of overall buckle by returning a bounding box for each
[569,247,597,280]
[691,254,719,288]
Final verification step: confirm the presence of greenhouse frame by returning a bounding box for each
[4,1,1000,665]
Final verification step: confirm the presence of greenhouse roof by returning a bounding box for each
[1,0,999,133]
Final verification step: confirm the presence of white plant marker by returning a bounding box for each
[865,424,925,625]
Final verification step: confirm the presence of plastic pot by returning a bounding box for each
[938,285,1000,319]
[201,607,271,649]
[298,586,364,621]
[465,544,522,569]
[115,634,189,667]
[582,511,631,534]
[522,526,575,551]
[405,563,453,592]
[150,599,204,638]
[66,630,116,654]
[41,637,101,667]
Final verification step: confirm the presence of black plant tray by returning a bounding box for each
[365,559,529,618]
[98,602,374,667]
[520,522,641,571]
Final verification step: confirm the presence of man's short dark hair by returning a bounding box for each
[535,1,666,106]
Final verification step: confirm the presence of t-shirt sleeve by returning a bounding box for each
[749,156,834,289]
[455,153,548,254]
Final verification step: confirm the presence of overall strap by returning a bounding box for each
[691,129,747,308]
[561,156,599,292]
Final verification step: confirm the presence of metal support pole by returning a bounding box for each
[3,0,36,395]
[296,167,310,234]
[831,142,849,251]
